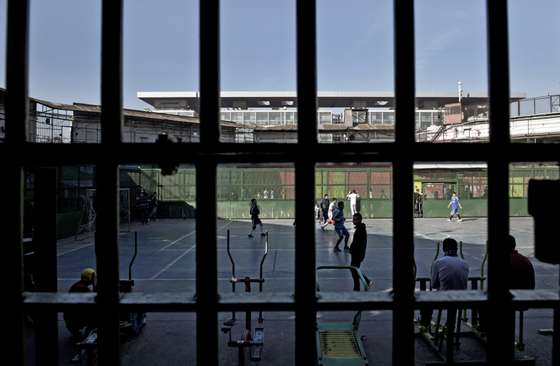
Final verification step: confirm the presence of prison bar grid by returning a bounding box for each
[3,0,560,365]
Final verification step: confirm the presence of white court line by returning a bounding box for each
[159,229,197,251]
[159,219,238,251]
[151,221,233,279]
[150,246,196,279]
[58,244,94,257]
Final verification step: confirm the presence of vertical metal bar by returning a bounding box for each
[196,161,218,366]
[97,0,124,364]
[294,161,317,365]
[95,163,121,365]
[393,0,415,365]
[296,0,318,145]
[199,0,220,144]
[198,0,220,363]
[33,168,59,365]
[4,0,29,364]
[554,306,560,364]
[296,0,318,364]
[101,0,123,145]
[486,0,514,364]
[6,0,29,144]
[2,166,25,365]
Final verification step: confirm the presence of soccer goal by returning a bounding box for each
[75,188,131,239]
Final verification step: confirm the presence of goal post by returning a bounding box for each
[75,188,131,238]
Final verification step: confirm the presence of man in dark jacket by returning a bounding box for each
[320,194,330,225]
[349,213,372,290]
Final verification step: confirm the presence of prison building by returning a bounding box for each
[137,90,528,142]
[0,87,239,143]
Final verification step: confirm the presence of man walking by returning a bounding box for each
[349,213,372,290]
[447,192,463,222]
[333,201,350,252]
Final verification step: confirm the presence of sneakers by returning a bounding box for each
[447,218,452,222]
[248,234,254,238]
[343,246,350,251]
[333,247,342,252]
[261,232,266,237]
[457,219,463,223]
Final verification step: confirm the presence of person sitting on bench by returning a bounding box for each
[64,268,97,342]
[507,235,535,290]
[478,235,535,336]
[432,238,469,291]
[421,238,469,327]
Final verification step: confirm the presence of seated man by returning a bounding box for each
[431,238,469,291]
[64,268,97,342]
[478,235,535,334]
[507,235,535,290]
[420,238,469,328]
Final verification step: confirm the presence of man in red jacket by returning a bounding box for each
[507,235,535,290]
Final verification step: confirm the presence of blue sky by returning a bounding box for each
[0,0,558,109]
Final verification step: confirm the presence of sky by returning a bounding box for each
[0,0,558,110]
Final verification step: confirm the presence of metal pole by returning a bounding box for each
[393,0,416,364]
[33,168,59,365]
[295,0,318,364]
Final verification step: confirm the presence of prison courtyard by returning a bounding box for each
[25,217,557,366]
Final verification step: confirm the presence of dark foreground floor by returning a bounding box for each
[24,218,558,365]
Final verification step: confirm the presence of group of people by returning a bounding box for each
[431,235,534,292]
[246,191,532,295]
[422,235,535,330]
[248,191,372,290]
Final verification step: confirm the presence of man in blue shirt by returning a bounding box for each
[431,238,469,290]
[332,201,350,252]
[447,192,463,222]
[420,238,469,328]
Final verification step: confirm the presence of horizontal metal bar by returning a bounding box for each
[1,143,559,165]
[317,291,394,310]
[22,290,560,312]
[510,289,560,308]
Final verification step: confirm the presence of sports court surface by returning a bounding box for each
[36,217,557,365]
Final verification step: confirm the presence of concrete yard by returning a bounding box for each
[29,217,558,365]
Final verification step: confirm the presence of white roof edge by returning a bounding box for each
[137,91,527,99]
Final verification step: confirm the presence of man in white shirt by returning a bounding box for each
[320,197,337,230]
[346,190,360,216]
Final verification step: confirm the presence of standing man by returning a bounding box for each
[346,190,360,216]
[320,194,330,225]
[349,213,372,290]
[414,188,424,218]
[447,192,463,222]
[333,201,350,252]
